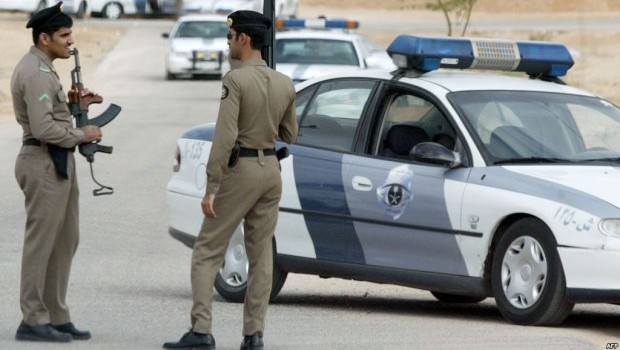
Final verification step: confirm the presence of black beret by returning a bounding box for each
[227,10,271,30]
[27,1,72,30]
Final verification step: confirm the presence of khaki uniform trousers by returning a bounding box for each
[191,154,281,336]
[14,144,79,326]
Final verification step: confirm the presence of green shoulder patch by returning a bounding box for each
[39,66,51,73]
[38,93,50,101]
[221,86,229,100]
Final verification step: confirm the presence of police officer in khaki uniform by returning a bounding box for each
[12,1,102,343]
[164,10,298,350]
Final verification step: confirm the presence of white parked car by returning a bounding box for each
[0,0,66,15]
[87,0,145,19]
[212,0,298,17]
[274,19,396,83]
[162,14,230,80]
[167,34,620,326]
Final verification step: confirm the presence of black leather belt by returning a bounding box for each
[23,138,41,146]
[22,138,75,153]
[239,147,276,157]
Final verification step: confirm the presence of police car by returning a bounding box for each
[274,18,396,83]
[166,34,620,326]
[162,14,230,80]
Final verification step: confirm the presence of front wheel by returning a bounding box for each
[214,225,287,303]
[491,217,574,326]
[76,1,87,19]
[103,2,123,19]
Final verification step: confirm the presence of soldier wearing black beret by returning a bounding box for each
[164,9,298,350]
[11,0,102,343]
[26,1,73,43]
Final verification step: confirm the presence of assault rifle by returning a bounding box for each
[68,48,121,196]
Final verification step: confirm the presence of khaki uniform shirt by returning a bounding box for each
[11,46,85,147]
[206,59,298,194]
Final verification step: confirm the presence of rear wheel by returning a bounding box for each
[430,291,486,303]
[214,225,287,303]
[491,218,574,325]
[165,72,176,80]
[103,2,123,19]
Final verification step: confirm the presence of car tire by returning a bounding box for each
[166,72,176,80]
[102,2,123,20]
[31,0,47,16]
[430,291,486,303]
[491,217,574,326]
[214,226,287,303]
[76,1,87,19]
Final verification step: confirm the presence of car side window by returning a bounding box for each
[296,80,375,152]
[375,93,456,159]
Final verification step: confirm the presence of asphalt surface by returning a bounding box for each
[0,17,619,350]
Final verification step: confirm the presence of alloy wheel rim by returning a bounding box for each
[219,227,248,287]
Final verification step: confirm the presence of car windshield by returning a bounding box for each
[449,91,620,164]
[174,21,229,39]
[275,38,359,66]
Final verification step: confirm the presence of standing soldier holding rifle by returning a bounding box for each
[11,1,101,343]
[164,9,297,350]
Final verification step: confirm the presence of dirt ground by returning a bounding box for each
[0,14,124,117]
[1,0,620,119]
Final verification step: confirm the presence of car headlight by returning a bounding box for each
[598,219,620,238]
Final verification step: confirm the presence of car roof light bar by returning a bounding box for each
[275,18,359,30]
[387,35,574,77]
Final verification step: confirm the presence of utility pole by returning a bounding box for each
[262,0,275,69]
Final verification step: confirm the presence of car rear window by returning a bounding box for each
[275,38,359,66]
[174,21,229,39]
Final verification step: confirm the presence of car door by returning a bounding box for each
[0,0,41,11]
[342,85,472,276]
[277,79,379,263]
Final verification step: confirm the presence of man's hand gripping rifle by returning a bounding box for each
[68,48,121,196]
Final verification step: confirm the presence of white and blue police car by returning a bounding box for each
[167,34,620,326]
[274,18,396,83]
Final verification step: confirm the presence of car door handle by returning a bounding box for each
[352,176,373,191]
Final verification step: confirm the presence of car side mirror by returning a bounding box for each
[162,32,170,39]
[364,55,381,68]
[410,142,461,168]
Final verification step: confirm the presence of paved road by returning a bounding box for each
[0,17,619,350]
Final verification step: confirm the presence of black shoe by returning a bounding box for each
[240,332,264,350]
[15,321,72,342]
[52,322,91,340]
[163,330,216,349]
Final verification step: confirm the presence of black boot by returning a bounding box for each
[15,321,72,342]
[163,330,216,349]
[240,332,264,350]
[52,322,91,340]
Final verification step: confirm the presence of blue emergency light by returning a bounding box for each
[387,35,574,77]
[275,18,359,30]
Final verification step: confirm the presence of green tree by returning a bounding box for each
[426,0,477,36]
